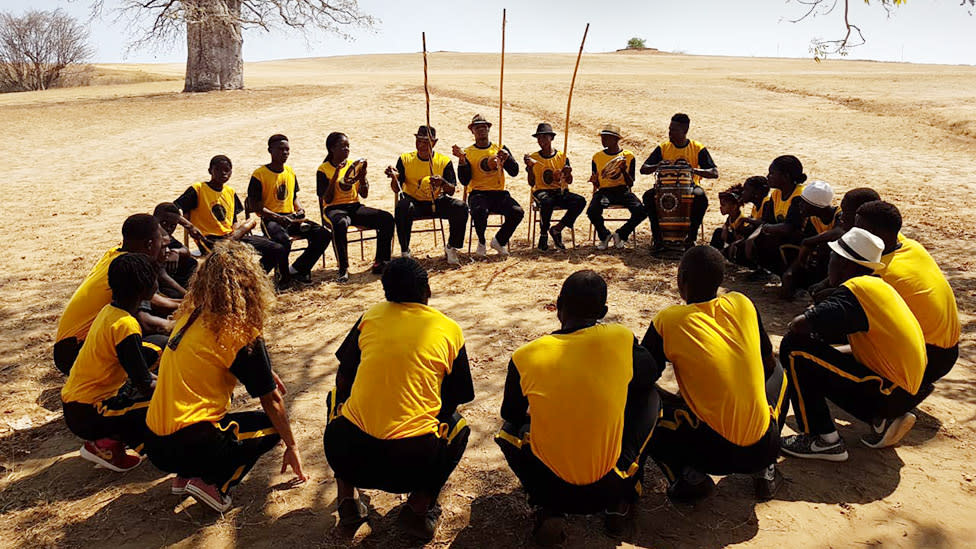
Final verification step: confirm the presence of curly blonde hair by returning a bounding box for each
[176,240,275,348]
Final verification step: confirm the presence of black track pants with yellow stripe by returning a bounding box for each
[780,333,929,436]
[62,390,153,452]
[145,411,280,495]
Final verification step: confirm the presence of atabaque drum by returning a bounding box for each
[654,164,695,242]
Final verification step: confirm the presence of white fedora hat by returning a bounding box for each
[801,180,834,208]
[828,227,885,270]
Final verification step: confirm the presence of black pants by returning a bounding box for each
[145,411,280,495]
[643,186,707,244]
[587,186,647,241]
[924,343,958,386]
[495,390,660,515]
[649,365,786,482]
[62,390,152,451]
[263,219,332,275]
[324,203,395,271]
[202,233,288,275]
[467,190,524,246]
[780,333,930,435]
[534,189,586,235]
[161,249,197,298]
[395,194,469,251]
[323,413,470,499]
[53,333,167,376]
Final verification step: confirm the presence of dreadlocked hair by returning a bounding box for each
[718,183,743,202]
[177,240,275,349]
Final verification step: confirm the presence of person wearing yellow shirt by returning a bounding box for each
[453,114,523,257]
[317,132,395,282]
[54,214,173,374]
[709,184,747,253]
[855,201,959,393]
[642,246,787,504]
[780,228,927,461]
[804,187,881,301]
[323,258,474,541]
[144,241,306,513]
[745,155,810,276]
[780,180,839,299]
[640,113,719,251]
[523,123,586,251]
[586,124,645,250]
[153,202,199,298]
[386,125,469,265]
[496,270,659,545]
[248,134,332,286]
[725,176,770,266]
[61,254,162,473]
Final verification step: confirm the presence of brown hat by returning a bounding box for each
[532,122,556,137]
[415,125,437,139]
[599,124,622,138]
[468,114,492,129]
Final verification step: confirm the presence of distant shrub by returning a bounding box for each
[627,37,646,50]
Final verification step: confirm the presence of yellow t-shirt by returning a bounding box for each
[879,236,960,349]
[56,247,126,343]
[659,140,706,185]
[146,313,256,436]
[652,292,772,446]
[808,207,839,234]
[341,302,465,440]
[512,324,634,485]
[464,143,507,192]
[251,165,297,214]
[318,161,360,207]
[527,150,568,192]
[188,181,237,238]
[61,305,142,404]
[842,276,927,395]
[592,150,635,189]
[768,184,806,222]
[400,151,452,201]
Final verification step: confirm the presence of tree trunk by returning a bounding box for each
[183,0,243,92]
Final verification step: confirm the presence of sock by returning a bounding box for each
[820,431,840,443]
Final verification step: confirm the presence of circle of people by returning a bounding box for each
[53,111,960,545]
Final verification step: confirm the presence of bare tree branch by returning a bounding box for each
[0,10,92,92]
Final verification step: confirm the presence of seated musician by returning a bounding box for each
[317,132,395,281]
[640,113,719,252]
[744,155,809,276]
[709,184,747,254]
[642,246,787,504]
[453,114,523,257]
[586,124,646,250]
[524,122,586,251]
[780,181,839,299]
[153,202,199,298]
[855,200,959,399]
[780,228,926,460]
[248,134,332,287]
[54,214,173,374]
[496,270,659,545]
[323,258,474,541]
[61,254,165,473]
[386,125,469,265]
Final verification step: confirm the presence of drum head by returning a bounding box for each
[658,190,680,213]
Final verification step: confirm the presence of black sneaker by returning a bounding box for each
[667,468,715,505]
[293,270,312,284]
[336,270,349,283]
[397,505,438,541]
[532,508,566,547]
[538,234,549,251]
[651,240,667,254]
[276,277,295,292]
[604,502,632,537]
[745,268,773,282]
[781,434,849,462]
[861,412,916,449]
[683,237,696,250]
[548,226,566,250]
[337,495,369,530]
[753,465,783,501]
[370,261,387,275]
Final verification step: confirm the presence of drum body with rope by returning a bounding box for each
[654,165,695,242]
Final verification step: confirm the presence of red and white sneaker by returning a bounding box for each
[185,478,232,512]
[171,476,190,495]
[79,439,143,472]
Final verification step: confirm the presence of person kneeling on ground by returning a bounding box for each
[153,202,200,298]
[496,270,659,546]
[323,257,474,541]
[744,155,809,277]
[780,228,927,461]
[61,253,166,473]
[145,241,306,513]
[642,246,787,504]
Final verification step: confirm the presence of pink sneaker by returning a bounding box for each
[185,478,232,512]
[171,476,190,495]
[79,439,143,472]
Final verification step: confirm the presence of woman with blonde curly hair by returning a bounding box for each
[145,240,306,513]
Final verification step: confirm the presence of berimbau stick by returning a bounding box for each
[564,23,589,190]
[498,8,506,186]
[422,32,437,210]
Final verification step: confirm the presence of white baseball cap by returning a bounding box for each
[801,180,834,208]
[828,227,885,270]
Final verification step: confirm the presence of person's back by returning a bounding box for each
[56,247,126,348]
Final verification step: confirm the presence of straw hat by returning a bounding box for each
[801,180,834,208]
[468,114,492,129]
[828,227,886,270]
[599,124,622,138]
[414,125,437,139]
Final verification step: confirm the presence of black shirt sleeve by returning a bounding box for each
[334,316,363,402]
[228,338,277,398]
[458,161,472,185]
[438,345,475,422]
[804,286,870,343]
[640,323,668,371]
[395,157,407,184]
[784,197,807,230]
[174,186,198,215]
[247,176,263,205]
[442,160,457,185]
[317,169,331,197]
[591,160,598,176]
[233,194,244,219]
[755,306,773,358]
[499,359,529,426]
[618,337,661,470]
[698,148,716,170]
[642,147,663,168]
[626,156,636,180]
[294,178,299,196]
[502,146,519,177]
[115,334,153,395]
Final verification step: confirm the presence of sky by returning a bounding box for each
[4,0,974,66]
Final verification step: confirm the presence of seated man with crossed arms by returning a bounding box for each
[496,270,659,546]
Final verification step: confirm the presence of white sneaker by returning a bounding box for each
[598,233,611,250]
[490,237,509,256]
[476,242,487,257]
[612,231,625,249]
[445,245,460,265]
[401,249,411,258]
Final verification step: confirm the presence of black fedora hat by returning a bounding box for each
[415,125,437,139]
[532,122,556,137]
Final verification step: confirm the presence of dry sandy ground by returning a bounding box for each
[0,51,974,548]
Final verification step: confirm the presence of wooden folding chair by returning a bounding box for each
[526,190,577,248]
[394,193,447,249]
[463,186,506,253]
